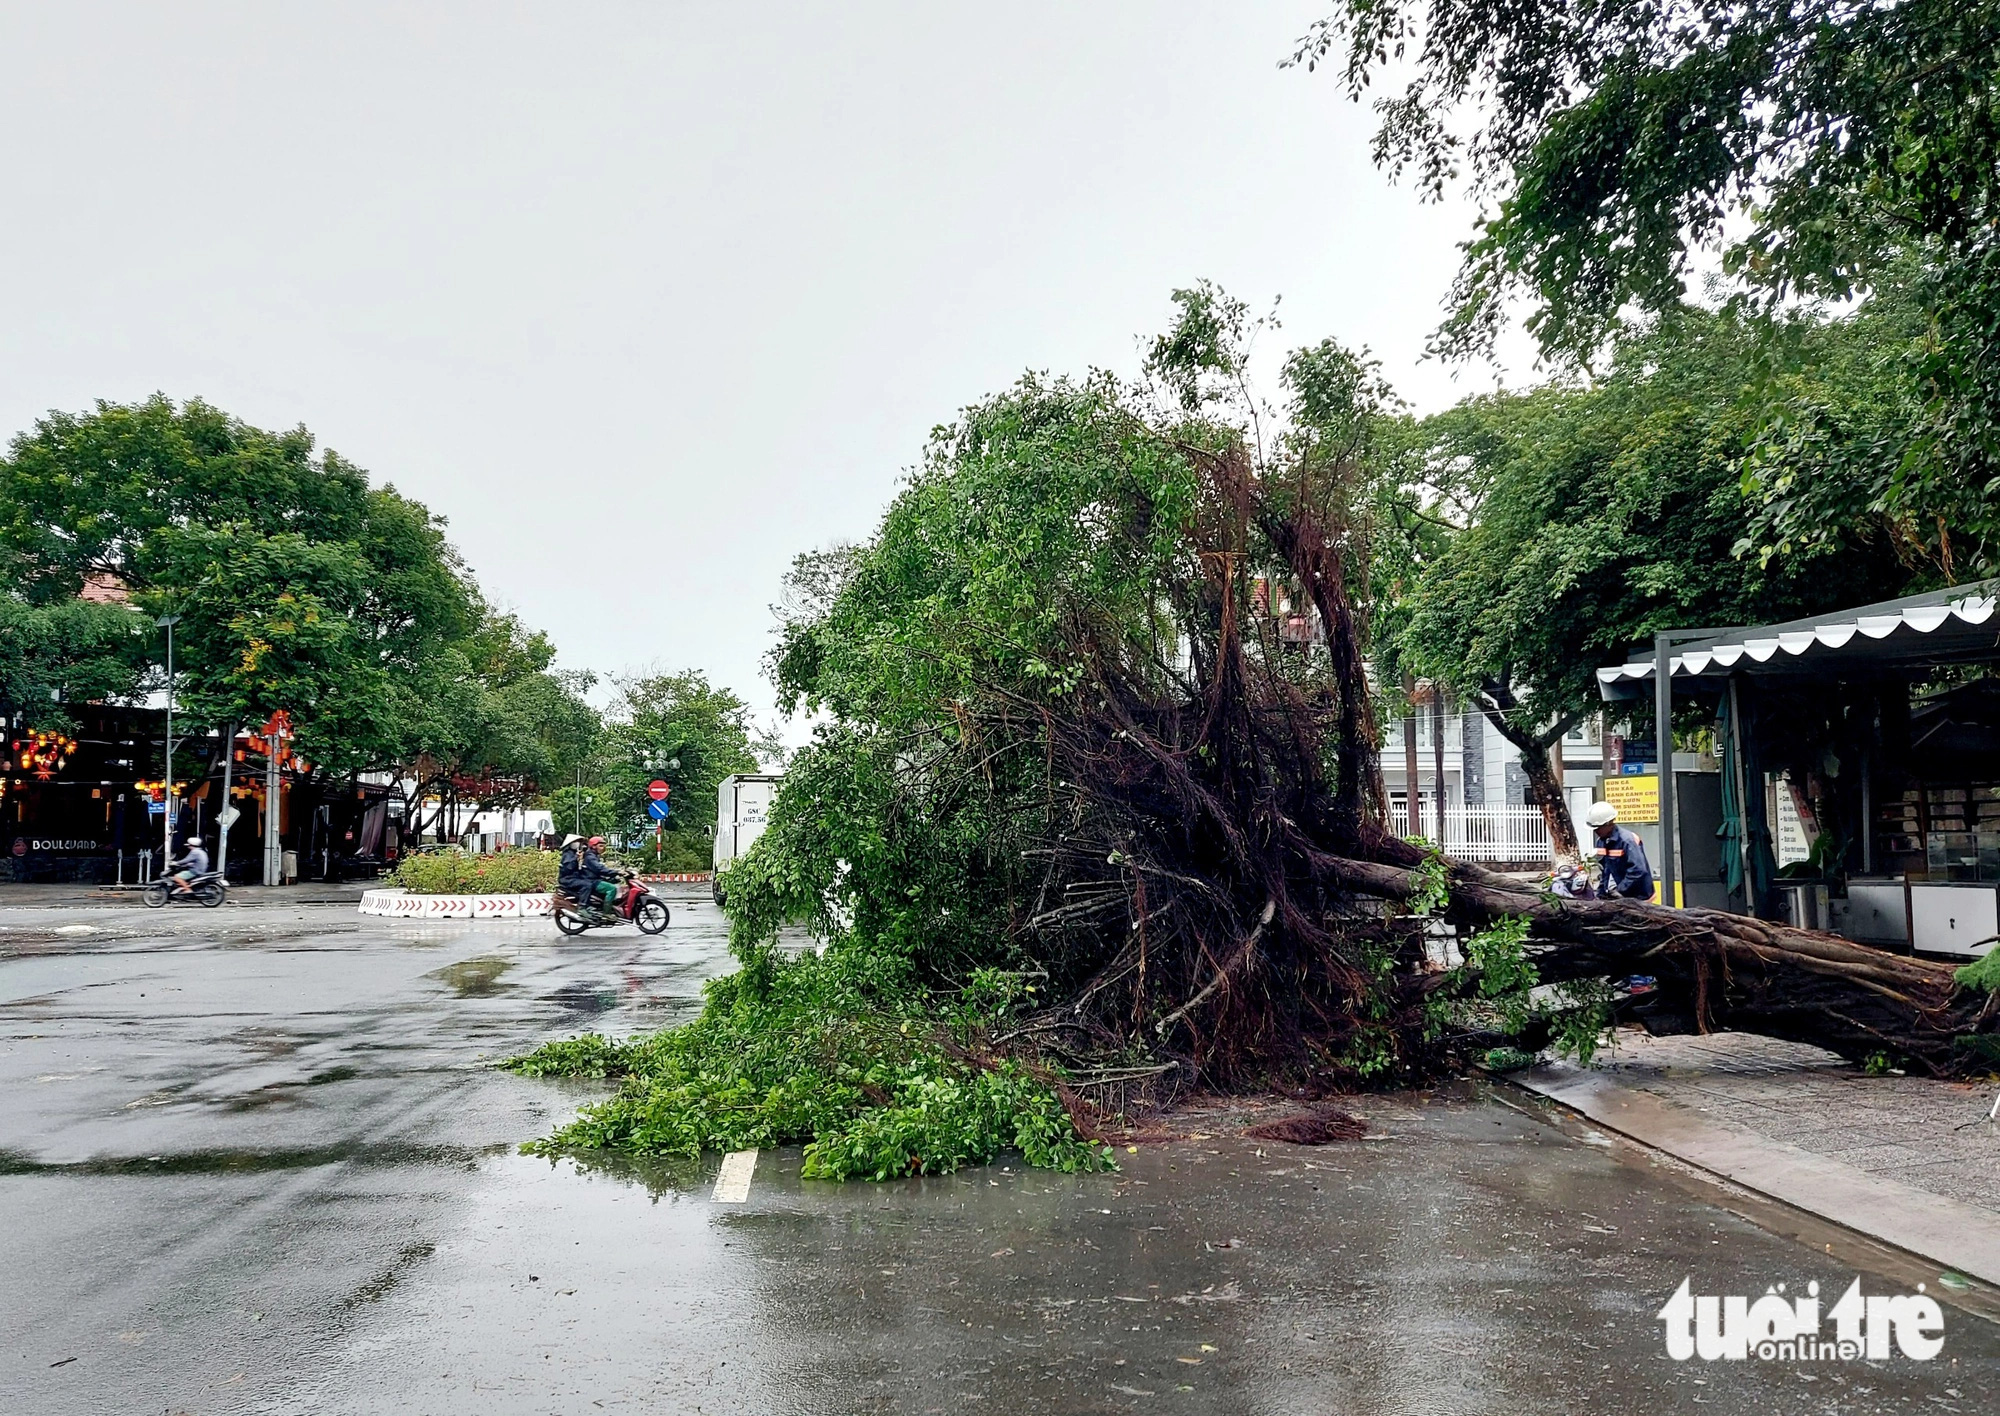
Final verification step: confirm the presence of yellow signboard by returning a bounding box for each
[1601,774,1660,823]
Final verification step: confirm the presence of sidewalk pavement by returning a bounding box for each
[0,880,374,908]
[1510,1028,2000,1285]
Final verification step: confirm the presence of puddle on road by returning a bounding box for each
[429,955,516,997]
[545,980,620,1015]
[0,1140,512,1177]
[535,1147,709,1198]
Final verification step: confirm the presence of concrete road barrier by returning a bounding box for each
[357,888,553,918]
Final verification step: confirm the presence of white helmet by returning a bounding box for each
[1585,802,1618,828]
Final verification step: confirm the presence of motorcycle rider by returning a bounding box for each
[557,834,596,912]
[168,835,210,896]
[580,836,624,916]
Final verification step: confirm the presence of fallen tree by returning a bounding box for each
[970,422,2000,1086]
[743,292,1998,1093]
[516,291,1997,1180]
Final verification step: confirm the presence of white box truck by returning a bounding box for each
[712,773,781,905]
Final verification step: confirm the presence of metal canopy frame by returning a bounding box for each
[1599,582,2000,700]
[1599,582,2000,911]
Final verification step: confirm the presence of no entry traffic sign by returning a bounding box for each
[648,779,671,801]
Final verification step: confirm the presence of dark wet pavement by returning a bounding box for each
[2,895,1995,1414]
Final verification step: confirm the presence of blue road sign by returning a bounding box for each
[647,798,672,821]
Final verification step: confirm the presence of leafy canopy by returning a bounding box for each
[596,669,772,849]
[1297,0,2000,574]
[1389,306,1918,740]
[0,395,596,797]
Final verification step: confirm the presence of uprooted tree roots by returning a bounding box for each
[972,445,2000,1092]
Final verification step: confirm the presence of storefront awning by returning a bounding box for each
[1596,581,2000,700]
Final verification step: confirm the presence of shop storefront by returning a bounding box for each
[1,706,176,883]
[1596,584,2000,960]
[1,707,397,885]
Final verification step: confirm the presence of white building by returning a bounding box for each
[1381,705,1607,860]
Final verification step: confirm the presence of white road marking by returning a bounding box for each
[712,1149,758,1203]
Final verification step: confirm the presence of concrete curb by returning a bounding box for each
[357,888,552,919]
[1510,1061,2000,1287]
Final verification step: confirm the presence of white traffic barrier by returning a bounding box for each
[357,889,554,919]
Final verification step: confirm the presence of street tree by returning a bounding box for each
[0,396,596,830]
[0,396,474,761]
[1293,0,2000,575]
[1383,309,1917,854]
[597,670,776,865]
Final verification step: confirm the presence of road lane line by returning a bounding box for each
[712,1149,757,1203]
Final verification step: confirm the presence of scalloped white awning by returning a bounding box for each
[1596,584,2000,699]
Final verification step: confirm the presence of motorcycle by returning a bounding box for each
[143,870,228,909]
[553,870,671,936]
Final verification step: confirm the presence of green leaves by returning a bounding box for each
[509,948,1112,1182]
[1389,306,1919,750]
[0,597,147,727]
[1306,1,2000,573]
[1456,913,1615,1065]
[0,395,609,795]
[0,396,503,774]
[595,669,767,848]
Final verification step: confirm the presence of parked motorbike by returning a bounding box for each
[142,871,228,909]
[553,871,671,936]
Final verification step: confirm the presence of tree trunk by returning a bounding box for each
[1473,680,1581,859]
[1515,738,1578,858]
[1323,846,1998,1078]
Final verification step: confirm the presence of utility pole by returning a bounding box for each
[1430,684,1447,843]
[156,614,181,864]
[1401,674,1421,837]
[263,714,287,886]
[1654,632,1676,909]
[215,725,233,878]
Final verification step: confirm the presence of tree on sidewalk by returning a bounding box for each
[0,396,597,831]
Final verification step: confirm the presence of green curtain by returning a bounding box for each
[1717,681,1780,914]
[1716,691,1745,896]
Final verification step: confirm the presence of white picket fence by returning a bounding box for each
[1401,801,1552,863]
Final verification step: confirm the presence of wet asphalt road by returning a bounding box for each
[2,893,1996,1415]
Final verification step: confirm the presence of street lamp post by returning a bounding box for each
[156,614,181,868]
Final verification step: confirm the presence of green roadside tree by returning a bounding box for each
[0,396,595,829]
[0,598,148,729]
[596,669,773,866]
[1294,0,2000,575]
[1385,307,1919,852]
[0,396,475,762]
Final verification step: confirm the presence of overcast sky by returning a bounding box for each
[0,1,1533,742]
